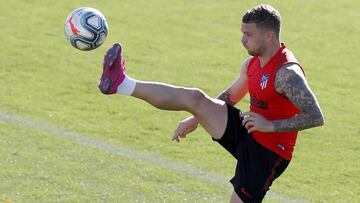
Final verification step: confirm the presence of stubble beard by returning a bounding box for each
[247,45,265,56]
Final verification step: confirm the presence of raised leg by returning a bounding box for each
[132,81,227,139]
[98,43,228,139]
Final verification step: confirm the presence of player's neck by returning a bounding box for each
[258,41,281,68]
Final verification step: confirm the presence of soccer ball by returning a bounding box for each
[64,7,108,51]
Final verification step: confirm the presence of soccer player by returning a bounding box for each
[98,4,324,203]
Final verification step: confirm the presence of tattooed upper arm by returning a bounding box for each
[274,63,307,99]
[273,64,324,132]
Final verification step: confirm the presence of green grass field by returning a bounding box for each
[1,0,359,202]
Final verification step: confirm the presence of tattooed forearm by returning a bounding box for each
[273,65,324,132]
[273,111,324,132]
[217,91,236,106]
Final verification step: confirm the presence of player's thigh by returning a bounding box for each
[230,190,244,203]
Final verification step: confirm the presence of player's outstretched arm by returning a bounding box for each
[272,63,325,132]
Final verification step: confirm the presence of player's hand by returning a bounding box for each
[241,111,274,133]
[172,116,199,143]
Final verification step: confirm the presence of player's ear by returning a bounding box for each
[264,31,274,42]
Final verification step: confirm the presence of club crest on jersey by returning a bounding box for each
[260,74,270,90]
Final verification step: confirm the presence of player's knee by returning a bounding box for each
[188,88,206,110]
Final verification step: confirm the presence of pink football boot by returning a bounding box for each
[98,43,126,94]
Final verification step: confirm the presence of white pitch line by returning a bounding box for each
[0,111,307,203]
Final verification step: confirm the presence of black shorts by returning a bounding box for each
[213,104,290,203]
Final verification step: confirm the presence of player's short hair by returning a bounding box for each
[242,4,281,36]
